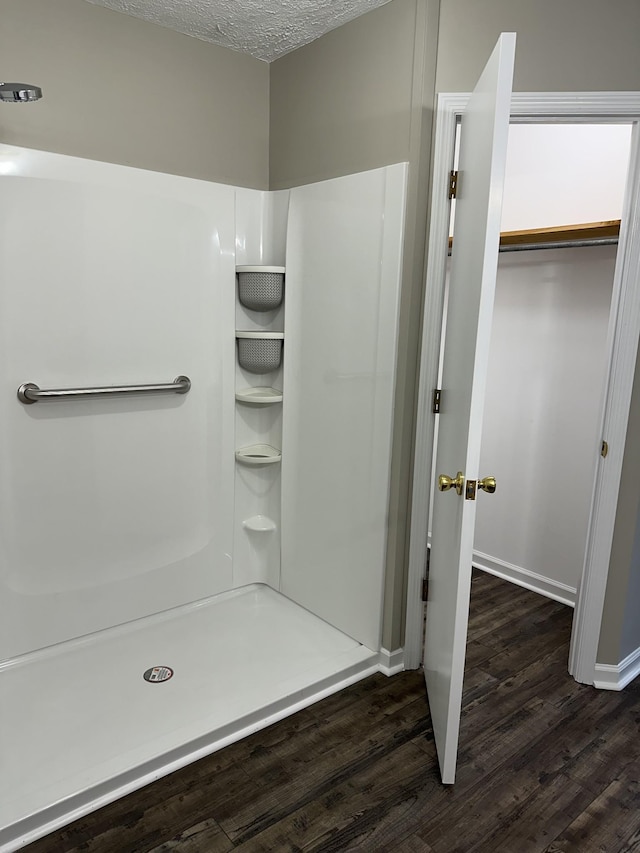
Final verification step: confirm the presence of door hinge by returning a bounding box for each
[448,170,458,200]
[422,549,431,601]
[432,388,442,414]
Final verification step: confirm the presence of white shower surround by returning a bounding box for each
[0,145,407,850]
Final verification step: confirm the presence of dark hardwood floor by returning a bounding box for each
[24,571,640,852]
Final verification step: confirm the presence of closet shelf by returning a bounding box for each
[235,387,283,404]
[499,220,620,248]
[235,444,282,466]
[449,219,621,252]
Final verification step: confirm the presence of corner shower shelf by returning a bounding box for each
[235,444,282,466]
[236,266,285,312]
[242,515,277,532]
[236,331,284,374]
[235,387,283,405]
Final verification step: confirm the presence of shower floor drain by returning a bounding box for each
[143,666,174,683]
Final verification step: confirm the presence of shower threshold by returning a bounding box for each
[0,584,379,852]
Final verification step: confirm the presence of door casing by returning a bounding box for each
[405,92,640,685]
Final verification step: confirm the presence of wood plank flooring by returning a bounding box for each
[23,571,640,853]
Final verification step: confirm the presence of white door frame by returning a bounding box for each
[405,92,640,684]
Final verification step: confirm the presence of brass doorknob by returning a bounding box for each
[478,476,496,494]
[438,471,464,496]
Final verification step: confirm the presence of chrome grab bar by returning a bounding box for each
[17,375,191,405]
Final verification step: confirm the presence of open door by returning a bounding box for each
[423,33,516,784]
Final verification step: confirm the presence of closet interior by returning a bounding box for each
[470,123,633,610]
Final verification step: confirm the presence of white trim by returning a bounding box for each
[404,94,465,670]
[594,646,640,691]
[472,551,576,608]
[570,121,640,683]
[505,91,640,119]
[378,647,405,676]
[405,92,640,682]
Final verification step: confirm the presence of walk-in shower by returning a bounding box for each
[0,82,42,103]
[0,143,408,852]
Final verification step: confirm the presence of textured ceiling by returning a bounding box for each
[86,0,392,62]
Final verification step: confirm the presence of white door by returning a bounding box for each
[423,33,516,784]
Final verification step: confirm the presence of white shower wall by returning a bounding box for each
[281,165,407,650]
[0,145,406,663]
[0,148,237,660]
[235,189,290,269]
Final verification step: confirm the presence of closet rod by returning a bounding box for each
[499,236,619,253]
[447,237,618,258]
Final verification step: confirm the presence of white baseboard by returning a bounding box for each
[472,550,577,608]
[594,645,640,690]
[378,647,404,676]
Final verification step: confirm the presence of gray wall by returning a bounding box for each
[622,514,640,661]
[270,0,440,651]
[0,0,269,188]
[270,0,418,189]
[436,0,640,93]
[598,346,640,664]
